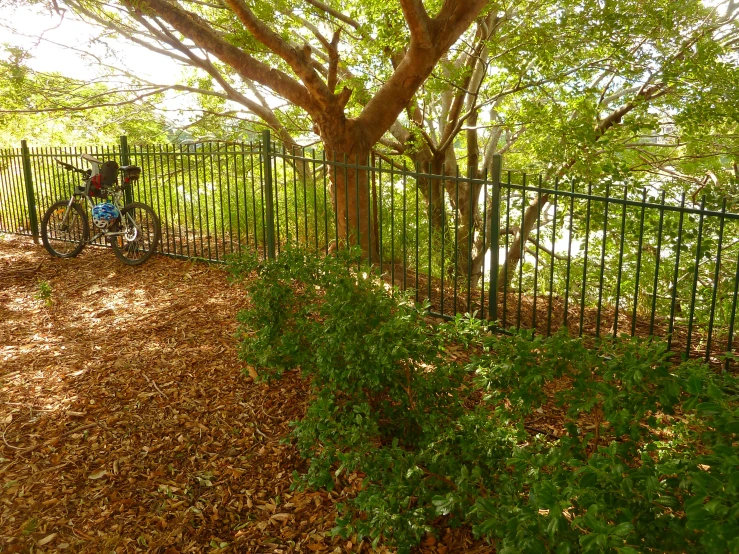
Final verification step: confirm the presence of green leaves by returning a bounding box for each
[231,251,739,553]
[0,44,170,146]
[469,330,739,552]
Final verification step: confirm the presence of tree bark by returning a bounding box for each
[328,151,377,261]
[497,194,549,291]
[320,119,379,263]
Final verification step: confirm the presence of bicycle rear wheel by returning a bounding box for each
[41,200,89,258]
[110,202,161,265]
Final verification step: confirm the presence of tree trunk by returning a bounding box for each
[405,139,483,288]
[321,121,379,262]
[454,105,482,283]
[415,173,445,231]
[497,193,549,290]
[329,151,377,261]
[394,142,444,231]
[469,194,497,290]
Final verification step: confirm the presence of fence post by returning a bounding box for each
[262,129,276,259]
[20,140,39,244]
[488,153,502,321]
[119,135,134,205]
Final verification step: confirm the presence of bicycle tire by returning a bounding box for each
[110,202,161,266]
[41,200,89,258]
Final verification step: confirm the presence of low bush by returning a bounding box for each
[229,249,739,553]
[470,332,739,553]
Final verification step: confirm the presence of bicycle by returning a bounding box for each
[41,154,161,266]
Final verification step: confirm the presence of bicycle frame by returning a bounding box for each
[60,187,138,245]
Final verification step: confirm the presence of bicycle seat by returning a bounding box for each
[120,165,139,171]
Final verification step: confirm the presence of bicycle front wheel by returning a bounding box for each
[110,202,161,266]
[41,200,89,258]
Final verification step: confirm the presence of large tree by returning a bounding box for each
[41,0,488,258]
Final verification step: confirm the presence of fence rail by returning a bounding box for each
[2,131,738,365]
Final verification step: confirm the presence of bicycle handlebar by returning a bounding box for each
[54,159,88,175]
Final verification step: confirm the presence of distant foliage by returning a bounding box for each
[0,46,170,147]
[229,249,739,553]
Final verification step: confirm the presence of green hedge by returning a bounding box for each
[228,249,739,553]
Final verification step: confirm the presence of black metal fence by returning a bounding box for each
[2,132,739,364]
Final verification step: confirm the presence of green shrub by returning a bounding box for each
[470,332,739,553]
[229,248,327,376]
[229,249,739,553]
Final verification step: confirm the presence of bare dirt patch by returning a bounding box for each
[0,236,489,554]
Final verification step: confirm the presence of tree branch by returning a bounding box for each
[527,237,567,260]
[222,0,333,108]
[131,11,298,145]
[127,0,315,113]
[65,0,193,65]
[303,0,361,30]
[437,20,490,152]
[327,30,341,93]
[0,86,170,113]
[400,0,432,47]
[356,0,486,147]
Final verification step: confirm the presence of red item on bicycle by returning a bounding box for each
[88,174,104,197]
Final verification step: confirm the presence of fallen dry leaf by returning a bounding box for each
[88,468,108,480]
[37,532,57,546]
[83,284,103,296]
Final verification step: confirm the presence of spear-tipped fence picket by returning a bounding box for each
[2,131,739,365]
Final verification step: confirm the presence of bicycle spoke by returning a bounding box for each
[45,204,86,256]
[111,202,161,265]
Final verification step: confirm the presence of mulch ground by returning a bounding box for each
[0,235,490,554]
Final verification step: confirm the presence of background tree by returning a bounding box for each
[379,0,739,288]
[0,45,169,144]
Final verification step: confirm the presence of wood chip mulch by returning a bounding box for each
[0,235,491,554]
